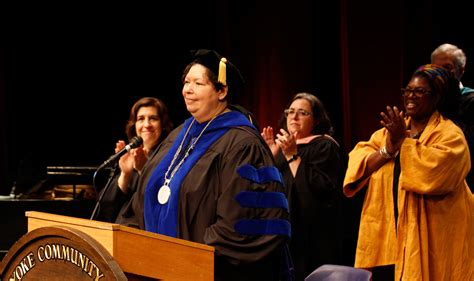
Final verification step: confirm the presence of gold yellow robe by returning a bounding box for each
[344,112,473,280]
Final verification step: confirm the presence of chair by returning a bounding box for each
[304,264,372,281]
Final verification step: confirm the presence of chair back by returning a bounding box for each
[304,264,372,281]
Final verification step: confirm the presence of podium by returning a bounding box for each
[0,211,214,280]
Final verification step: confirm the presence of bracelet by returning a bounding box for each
[379,146,399,159]
[287,154,299,163]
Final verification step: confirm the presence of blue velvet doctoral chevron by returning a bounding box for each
[237,164,284,185]
[234,164,290,237]
[235,191,289,211]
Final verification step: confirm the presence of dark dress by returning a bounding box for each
[116,111,291,281]
[275,135,346,281]
[93,169,137,223]
[460,86,474,191]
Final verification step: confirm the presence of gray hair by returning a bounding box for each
[431,43,466,79]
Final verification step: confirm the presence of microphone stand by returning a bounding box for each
[90,163,119,220]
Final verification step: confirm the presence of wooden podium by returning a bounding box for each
[0,211,214,280]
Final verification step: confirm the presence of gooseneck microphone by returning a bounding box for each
[97,136,143,170]
[90,136,143,220]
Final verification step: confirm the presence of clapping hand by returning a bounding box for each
[275,129,298,160]
[261,126,280,157]
[116,140,146,175]
[380,106,407,153]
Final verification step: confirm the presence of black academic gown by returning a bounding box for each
[459,88,474,190]
[276,135,346,281]
[116,122,291,281]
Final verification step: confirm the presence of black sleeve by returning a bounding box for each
[93,170,134,223]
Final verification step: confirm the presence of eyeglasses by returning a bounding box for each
[284,108,312,117]
[400,87,431,98]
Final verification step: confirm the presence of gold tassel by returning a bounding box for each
[218,57,227,85]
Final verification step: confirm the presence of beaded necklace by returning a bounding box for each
[157,116,217,204]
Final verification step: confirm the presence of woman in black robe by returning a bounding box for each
[261,93,346,281]
[115,49,292,281]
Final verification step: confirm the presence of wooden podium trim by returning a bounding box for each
[25,211,214,280]
[0,226,127,280]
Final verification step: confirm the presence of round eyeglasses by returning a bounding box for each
[400,87,431,98]
[284,109,312,117]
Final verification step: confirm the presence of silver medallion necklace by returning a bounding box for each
[157,116,217,204]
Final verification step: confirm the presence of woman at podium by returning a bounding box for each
[115,49,292,281]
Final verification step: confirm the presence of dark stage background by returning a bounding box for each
[1,0,345,193]
[0,0,473,268]
[2,0,473,193]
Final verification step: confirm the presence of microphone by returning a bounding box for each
[98,136,143,170]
